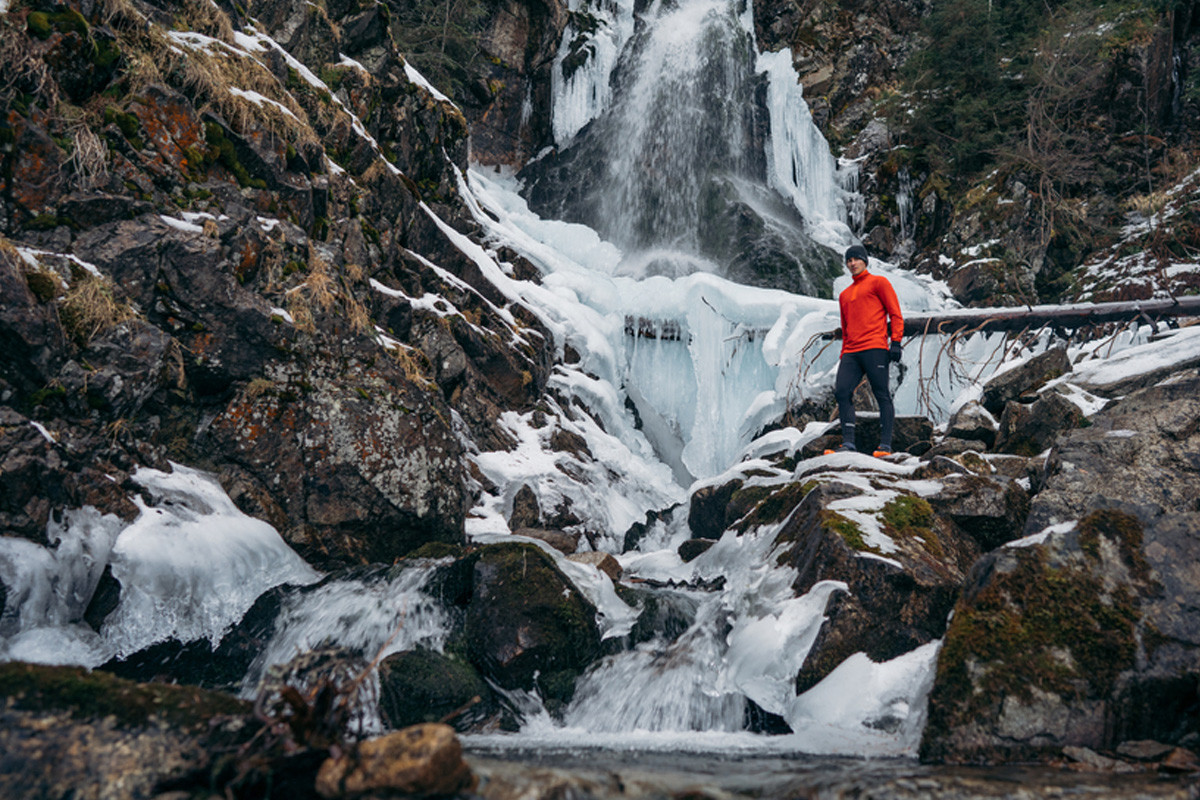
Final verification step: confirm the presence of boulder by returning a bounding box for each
[980,347,1070,415]
[774,481,979,694]
[315,723,474,798]
[377,649,495,732]
[465,542,601,704]
[945,400,997,448]
[0,662,258,800]
[994,391,1085,457]
[926,473,1031,552]
[922,373,1200,764]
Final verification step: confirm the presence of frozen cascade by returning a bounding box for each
[551,0,636,144]
[102,464,322,659]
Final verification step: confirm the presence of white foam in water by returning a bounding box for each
[101,463,320,658]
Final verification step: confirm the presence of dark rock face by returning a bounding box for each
[465,542,601,705]
[922,373,1200,764]
[993,391,1085,457]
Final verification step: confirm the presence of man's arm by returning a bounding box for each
[879,279,903,342]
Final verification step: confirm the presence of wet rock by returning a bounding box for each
[777,481,977,693]
[688,479,743,539]
[678,538,716,563]
[994,391,1085,457]
[925,437,985,458]
[567,551,622,581]
[99,584,290,691]
[980,347,1070,415]
[378,649,495,732]
[465,542,601,702]
[514,527,580,554]
[315,723,474,798]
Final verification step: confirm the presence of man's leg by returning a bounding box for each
[861,348,894,450]
[833,354,866,450]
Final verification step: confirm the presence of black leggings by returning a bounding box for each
[834,348,893,451]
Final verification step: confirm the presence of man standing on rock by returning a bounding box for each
[827,244,904,457]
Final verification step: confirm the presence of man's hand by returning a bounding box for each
[889,340,902,362]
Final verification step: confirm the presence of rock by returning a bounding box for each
[678,538,716,563]
[926,473,1030,551]
[775,481,977,693]
[925,437,986,458]
[514,527,580,555]
[567,551,622,581]
[994,391,1085,457]
[377,649,494,732]
[315,724,473,798]
[945,400,998,448]
[1061,745,1130,772]
[509,484,541,529]
[688,478,743,539]
[1117,739,1175,761]
[465,542,601,702]
[0,662,258,800]
[980,347,1070,415]
[922,374,1200,764]
[1160,747,1200,773]
[99,584,290,691]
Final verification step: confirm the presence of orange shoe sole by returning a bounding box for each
[872,450,893,458]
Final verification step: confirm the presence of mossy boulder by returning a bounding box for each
[772,480,977,695]
[378,648,497,732]
[923,374,1200,764]
[0,662,259,799]
[465,542,601,707]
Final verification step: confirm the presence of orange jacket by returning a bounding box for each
[838,270,903,355]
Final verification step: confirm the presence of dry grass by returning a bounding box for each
[58,274,137,346]
[64,125,109,191]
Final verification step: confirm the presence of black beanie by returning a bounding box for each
[845,244,869,264]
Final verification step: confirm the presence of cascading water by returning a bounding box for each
[595,0,756,259]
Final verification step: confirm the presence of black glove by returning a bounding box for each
[889,340,902,362]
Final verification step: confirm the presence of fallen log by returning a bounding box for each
[823,296,1200,339]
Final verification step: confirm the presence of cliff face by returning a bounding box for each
[0,0,553,569]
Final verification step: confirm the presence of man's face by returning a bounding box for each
[847,257,868,276]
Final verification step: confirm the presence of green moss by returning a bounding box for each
[203,122,266,190]
[822,509,872,552]
[0,662,250,731]
[1077,509,1151,582]
[407,541,464,559]
[29,384,67,407]
[882,494,943,557]
[27,11,52,38]
[25,270,59,302]
[932,548,1140,734]
[25,213,63,231]
[736,480,818,533]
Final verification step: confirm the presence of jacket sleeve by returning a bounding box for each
[879,278,903,342]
